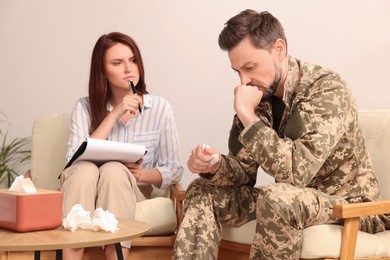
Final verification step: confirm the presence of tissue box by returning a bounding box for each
[0,189,62,232]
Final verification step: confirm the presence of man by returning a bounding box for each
[173,10,388,259]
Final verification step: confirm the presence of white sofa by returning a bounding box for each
[219,109,390,259]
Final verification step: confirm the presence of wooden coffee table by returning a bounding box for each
[0,219,150,260]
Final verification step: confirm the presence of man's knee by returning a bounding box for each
[258,183,295,206]
[186,178,214,198]
[184,178,216,209]
[257,183,324,229]
[256,183,300,222]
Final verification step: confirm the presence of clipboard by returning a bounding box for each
[64,138,147,169]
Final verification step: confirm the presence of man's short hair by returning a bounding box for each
[218,10,287,52]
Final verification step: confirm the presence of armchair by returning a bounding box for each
[218,109,390,260]
[2,113,185,260]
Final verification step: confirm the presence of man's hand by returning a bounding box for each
[234,85,262,127]
[187,144,221,174]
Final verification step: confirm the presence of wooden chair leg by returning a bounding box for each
[339,217,359,260]
[0,251,7,260]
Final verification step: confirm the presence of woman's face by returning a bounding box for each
[104,43,139,93]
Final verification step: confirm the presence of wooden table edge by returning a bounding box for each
[0,219,150,251]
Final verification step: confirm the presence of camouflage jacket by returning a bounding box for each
[204,57,380,203]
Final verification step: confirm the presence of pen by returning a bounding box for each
[130,79,142,113]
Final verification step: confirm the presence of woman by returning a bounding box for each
[60,32,184,260]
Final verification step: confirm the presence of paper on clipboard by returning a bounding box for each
[65,138,147,169]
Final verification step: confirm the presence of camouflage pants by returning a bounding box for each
[172,178,347,260]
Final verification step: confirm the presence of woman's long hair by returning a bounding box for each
[88,32,148,133]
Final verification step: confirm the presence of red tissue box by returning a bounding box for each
[0,189,62,232]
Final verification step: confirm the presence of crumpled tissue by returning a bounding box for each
[8,175,37,193]
[62,204,119,233]
[202,144,219,166]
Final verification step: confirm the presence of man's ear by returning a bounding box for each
[273,38,287,60]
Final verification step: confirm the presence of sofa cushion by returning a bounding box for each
[222,221,390,258]
[221,221,256,245]
[30,113,71,190]
[358,110,390,199]
[135,197,177,236]
[301,225,390,258]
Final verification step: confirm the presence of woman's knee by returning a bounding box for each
[99,161,133,188]
[61,161,99,184]
[99,162,128,179]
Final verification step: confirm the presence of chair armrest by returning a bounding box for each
[332,200,390,260]
[333,200,390,218]
[169,182,186,229]
[170,182,186,202]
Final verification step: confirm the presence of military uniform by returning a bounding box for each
[173,57,389,259]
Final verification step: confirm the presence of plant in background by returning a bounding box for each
[0,112,31,187]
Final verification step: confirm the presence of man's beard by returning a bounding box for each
[262,66,282,100]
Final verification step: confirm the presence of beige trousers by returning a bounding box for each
[60,161,146,248]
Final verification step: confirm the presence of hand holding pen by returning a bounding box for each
[130,79,142,113]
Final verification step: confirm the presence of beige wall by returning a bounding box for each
[1,0,390,187]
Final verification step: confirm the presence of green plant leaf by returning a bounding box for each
[0,113,31,187]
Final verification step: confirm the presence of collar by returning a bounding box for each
[282,56,300,107]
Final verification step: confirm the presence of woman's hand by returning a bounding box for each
[125,159,144,182]
[125,159,163,185]
[90,94,141,140]
[111,94,141,119]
